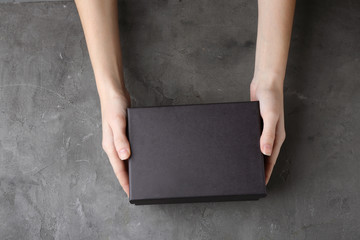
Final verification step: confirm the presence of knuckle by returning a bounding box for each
[262,132,276,140]
[278,131,286,142]
[108,114,127,130]
[102,141,112,153]
[114,137,128,150]
[113,114,126,124]
[250,81,257,91]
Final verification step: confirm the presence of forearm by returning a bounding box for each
[74,0,125,97]
[253,0,296,89]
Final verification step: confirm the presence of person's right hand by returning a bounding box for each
[99,86,131,197]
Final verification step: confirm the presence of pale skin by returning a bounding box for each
[74,0,296,197]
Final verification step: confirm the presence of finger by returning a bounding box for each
[264,136,282,185]
[102,122,130,197]
[260,112,279,156]
[111,114,131,160]
[264,115,286,185]
[107,147,130,197]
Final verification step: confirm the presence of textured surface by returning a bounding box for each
[0,0,359,239]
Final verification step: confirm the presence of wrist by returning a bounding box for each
[96,76,128,100]
[252,70,284,92]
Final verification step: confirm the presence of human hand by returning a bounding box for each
[250,77,286,185]
[99,86,131,197]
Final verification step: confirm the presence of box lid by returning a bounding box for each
[126,101,266,205]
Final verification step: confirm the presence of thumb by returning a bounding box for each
[260,113,278,156]
[111,115,131,160]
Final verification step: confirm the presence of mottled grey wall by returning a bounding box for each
[0,0,359,239]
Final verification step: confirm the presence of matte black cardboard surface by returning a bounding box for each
[126,101,267,205]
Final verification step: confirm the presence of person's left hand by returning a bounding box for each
[250,76,286,185]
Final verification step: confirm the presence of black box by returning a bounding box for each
[126,101,266,205]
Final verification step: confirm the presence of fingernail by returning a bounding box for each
[263,144,272,156]
[119,149,129,160]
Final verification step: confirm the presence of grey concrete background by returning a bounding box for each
[0,0,359,239]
